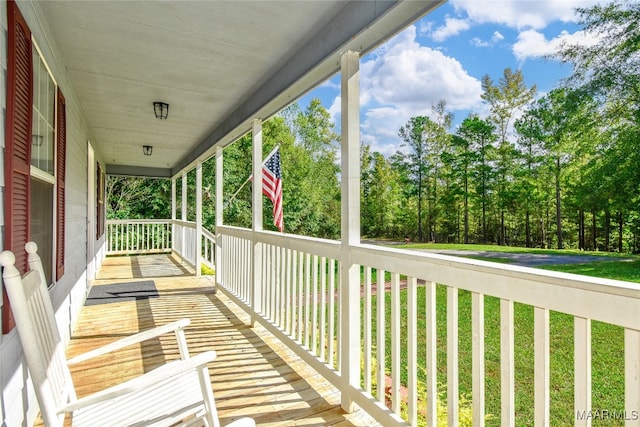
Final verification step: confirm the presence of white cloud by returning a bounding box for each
[512,29,601,61]
[471,31,505,48]
[327,95,341,124]
[471,37,489,48]
[450,0,594,30]
[426,1,601,43]
[318,79,340,91]
[428,2,572,43]
[321,2,604,156]
[362,27,482,111]
[353,26,483,155]
[431,17,471,42]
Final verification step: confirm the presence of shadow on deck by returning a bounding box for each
[65,254,377,426]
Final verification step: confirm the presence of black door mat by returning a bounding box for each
[86,280,159,306]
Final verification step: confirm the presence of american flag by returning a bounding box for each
[262,147,283,232]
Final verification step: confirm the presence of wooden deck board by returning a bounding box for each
[56,255,379,426]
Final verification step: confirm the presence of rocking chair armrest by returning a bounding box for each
[67,318,191,365]
[59,350,217,414]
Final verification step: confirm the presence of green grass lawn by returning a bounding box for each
[365,246,640,426]
[399,242,635,259]
[541,259,640,282]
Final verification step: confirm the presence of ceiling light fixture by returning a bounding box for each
[143,145,153,156]
[153,101,169,120]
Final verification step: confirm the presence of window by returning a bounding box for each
[31,43,57,285]
[97,163,105,239]
[32,45,55,174]
[3,1,66,333]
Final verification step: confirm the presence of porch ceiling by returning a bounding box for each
[40,1,443,178]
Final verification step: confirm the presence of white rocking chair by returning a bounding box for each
[1,242,255,427]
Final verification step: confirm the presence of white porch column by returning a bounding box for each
[181,173,188,220]
[215,146,223,288]
[182,173,188,259]
[171,178,176,252]
[195,162,203,276]
[252,119,263,325]
[340,50,360,413]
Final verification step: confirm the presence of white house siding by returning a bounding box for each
[0,1,106,425]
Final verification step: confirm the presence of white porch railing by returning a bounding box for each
[172,219,197,265]
[216,225,640,427]
[106,220,215,271]
[201,227,216,270]
[106,219,172,255]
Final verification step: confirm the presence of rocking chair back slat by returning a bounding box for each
[25,242,77,405]
[1,253,73,426]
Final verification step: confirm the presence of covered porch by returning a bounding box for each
[101,219,640,426]
[4,1,640,425]
[60,254,377,426]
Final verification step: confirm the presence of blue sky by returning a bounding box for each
[299,0,601,156]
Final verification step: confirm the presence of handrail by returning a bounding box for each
[105,220,214,271]
[214,225,640,426]
[201,227,216,269]
[106,219,172,255]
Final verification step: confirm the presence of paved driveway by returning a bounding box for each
[415,249,623,267]
[362,240,632,267]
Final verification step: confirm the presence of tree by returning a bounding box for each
[291,98,339,156]
[482,68,537,146]
[288,100,341,237]
[482,68,537,244]
[361,145,375,236]
[440,135,465,243]
[389,151,419,240]
[394,103,453,243]
[456,115,496,244]
[520,88,597,249]
[441,132,479,244]
[106,176,171,220]
[555,1,640,252]
[397,116,444,241]
[361,146,403,237]
[222,133,254,228]
[221,100,341,238]
[429,100,454,241]
[514,114,548,247]
[555,1,640,111]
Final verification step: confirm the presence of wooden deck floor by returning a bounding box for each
[62,254,378,426]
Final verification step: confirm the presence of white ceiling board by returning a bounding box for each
[37,1,444,177]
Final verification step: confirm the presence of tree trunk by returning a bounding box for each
[604,209,610,251]
[618,211,624,253]
[555,157,563,249]
[481,178,487,245]
[500,209,505,246]
[464,180,469,244]
[431,169,437,243]
[592,210,597,250]
[545,204,550,249]
[633,223,637,253]
[417,169,423,242]
[428,174,435,242]
[456,205,461,244]
[578,209,585,250]
[525,209,531,248]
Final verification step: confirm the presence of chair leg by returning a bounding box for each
[197,366,220,427]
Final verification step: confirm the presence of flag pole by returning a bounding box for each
[224,174,251,209]
[224,145,280,209]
